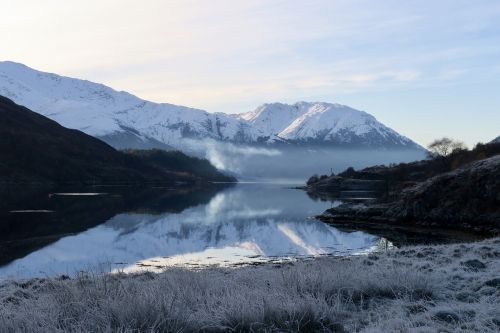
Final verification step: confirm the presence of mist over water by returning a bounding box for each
[182,140,426,181]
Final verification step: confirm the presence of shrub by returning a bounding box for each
[307,174,320,185]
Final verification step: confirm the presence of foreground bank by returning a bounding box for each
[1,237,499,332]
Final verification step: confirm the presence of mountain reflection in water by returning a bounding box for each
[0,183,382,278]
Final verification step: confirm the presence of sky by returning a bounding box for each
[1,0,500,147]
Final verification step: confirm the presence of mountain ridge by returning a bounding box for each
[0,61,421,150]
[237,101,416,147]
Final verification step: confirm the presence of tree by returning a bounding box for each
[427,137,467,157]
[338,166,356,178]
[306,174,319,185]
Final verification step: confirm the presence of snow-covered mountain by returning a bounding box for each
[238,102,417,147]
[0,61,260,150]
[0,61,420,150]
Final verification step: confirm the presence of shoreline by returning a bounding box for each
[316,213,491,247]
[303,154,500,237]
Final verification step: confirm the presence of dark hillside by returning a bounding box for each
[320,155,500,234]
[0,96,234,183]
[123,149,233,183]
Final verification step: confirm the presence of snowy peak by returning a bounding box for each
[240,101,415,147]
[238,102,308,138]
[280,102,374,139]
[0,61,420,150]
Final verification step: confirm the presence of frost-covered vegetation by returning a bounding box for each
[1,238,499,332]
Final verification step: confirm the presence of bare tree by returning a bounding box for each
[427,137,467,157]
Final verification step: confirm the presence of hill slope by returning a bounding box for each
[384,155,500,231]
[0,96,233,183]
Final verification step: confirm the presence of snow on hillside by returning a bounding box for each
[0,61,259,149]
[239,101,415,146]
[0,61,420,150]
[238,102,307,140]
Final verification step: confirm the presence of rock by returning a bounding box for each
[461,259,487,270]
[433,311,460,323]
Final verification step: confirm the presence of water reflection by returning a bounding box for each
[0,184,226,266]
[0,184,381,278]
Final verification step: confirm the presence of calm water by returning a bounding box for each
[0,183,386,278]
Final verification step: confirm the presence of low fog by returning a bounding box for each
[180,139,427,182]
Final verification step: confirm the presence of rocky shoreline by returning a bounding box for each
[313,155,500,236]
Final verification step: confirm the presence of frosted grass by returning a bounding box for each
[0,238,498,332]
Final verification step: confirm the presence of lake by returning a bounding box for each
[0,183,390,278]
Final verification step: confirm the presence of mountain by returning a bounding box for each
[0,96,234,183]
[491,135,500,144]
[0,61,260,150]
[238,102,418,147]
[0,61,421,150]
